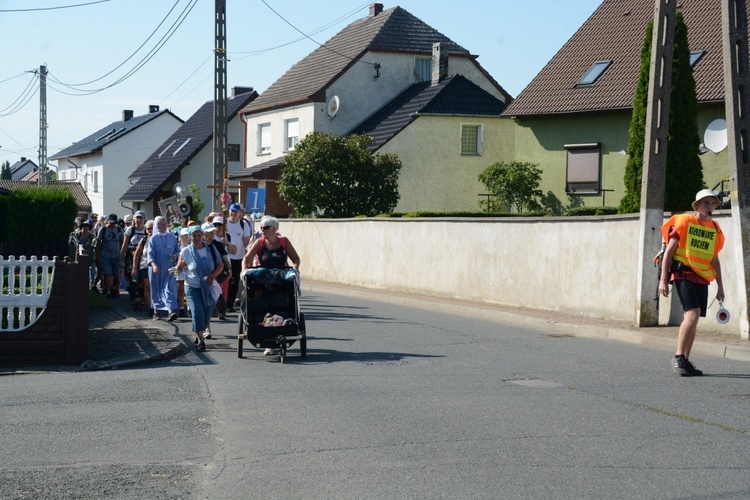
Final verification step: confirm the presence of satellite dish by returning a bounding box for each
[704,118,728,153]
[80,163,88,177]
[173,182,187,198]
[326,95,340,118]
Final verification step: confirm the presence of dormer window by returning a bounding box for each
[575,60,612,87]
[690,50,705,67]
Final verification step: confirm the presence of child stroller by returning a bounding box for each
[237,267,306,363]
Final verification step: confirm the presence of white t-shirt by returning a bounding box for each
[225,218,252,260]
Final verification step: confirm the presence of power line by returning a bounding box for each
[231,1,371,59]
[259,0,378,67]
[50,0,183,88]
[0,73,38,118]
[48,0,198,95]
[0,0,111,13]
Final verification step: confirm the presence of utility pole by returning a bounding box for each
[635,0,676,326]
[38,64,48,186]
[213,0,228,213]
[721,0,750,339]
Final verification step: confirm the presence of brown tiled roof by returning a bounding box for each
[504,0,733,117]
[0,180,92,209]
[242,6,472,115]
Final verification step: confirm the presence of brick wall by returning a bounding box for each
[0,255,90,365]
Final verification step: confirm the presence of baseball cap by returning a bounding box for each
[229,203,242,212]
[201,222,217,233]
[80,220,93,228]
[134,210,146,218]
[108,213,118,222]
[180,227,189,236]
[213,216,224,225]
[123,214,133,222]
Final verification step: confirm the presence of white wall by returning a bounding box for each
[102,114,182,218]
[279,213,740,335]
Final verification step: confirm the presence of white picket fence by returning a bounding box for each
[0,256,56,332]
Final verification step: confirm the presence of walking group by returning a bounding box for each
[71,202,301,355]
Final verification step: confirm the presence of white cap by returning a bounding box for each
[201,222,217,233]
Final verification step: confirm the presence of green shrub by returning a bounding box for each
[565,206,620,216]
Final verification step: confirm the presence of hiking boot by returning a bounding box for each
[672,355,703,377]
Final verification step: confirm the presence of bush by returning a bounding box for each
[0,186,77,258]
[565,206,620,216]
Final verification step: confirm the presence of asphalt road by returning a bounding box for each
[2,289,750,499]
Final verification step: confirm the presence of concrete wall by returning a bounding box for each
[278,213,739,335]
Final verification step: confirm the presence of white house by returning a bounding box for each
[50,106,182,218]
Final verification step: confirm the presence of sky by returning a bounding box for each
[0,0,603,167]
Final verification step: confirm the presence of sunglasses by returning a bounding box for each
[261,226,274,230]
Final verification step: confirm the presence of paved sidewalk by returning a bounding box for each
[2,280,749,375]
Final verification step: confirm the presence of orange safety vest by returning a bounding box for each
[661,213,724,282]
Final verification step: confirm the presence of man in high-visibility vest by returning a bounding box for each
[658,189,726,376]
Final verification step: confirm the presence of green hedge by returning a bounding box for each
[564,206,619,216]
[0,186,77,258]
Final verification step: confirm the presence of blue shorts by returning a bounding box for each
[100,255,121,276]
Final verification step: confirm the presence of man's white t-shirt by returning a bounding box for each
[226,218,252,260]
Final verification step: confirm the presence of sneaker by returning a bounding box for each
[179,308,186,318]
[153,312,161,320]
[204,328,212,339]
[167,311,178,322]
[672,355,703,377]
[227,308,235,313]
[263,348,275,356]
[218,314,226,321]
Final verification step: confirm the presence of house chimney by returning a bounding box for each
[123,109,134,122]
[21,157,26,162]
[232,86,254,97]
[149,105,159,113]
[431,42,448,86]
[370,3,383,16]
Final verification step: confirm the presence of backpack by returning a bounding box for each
[207,240,231,283]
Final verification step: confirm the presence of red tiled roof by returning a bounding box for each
[504,0,734,117]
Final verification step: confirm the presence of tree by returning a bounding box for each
[619,12,703,213]
[478,161,543,213]
[279,132,402,217]
[1,160,11,180]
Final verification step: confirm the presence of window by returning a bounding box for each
[690,50,705,67]
[158,140,176,157]
[258,123,271,154]
[93,170,99,193]
[285,119,299,151]
[414,57,431,82]
[227,144,240,162]
[575,60,612,87]
[171,138,191,156]
[460,124,483,155]
[565,143,600,193]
